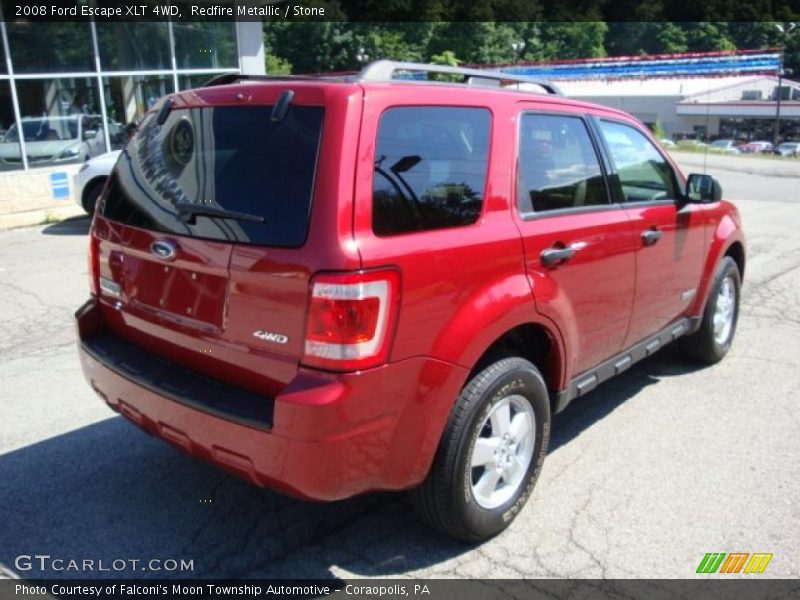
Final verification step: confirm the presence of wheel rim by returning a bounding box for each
[469,394,536,510]
[713,275,736,345]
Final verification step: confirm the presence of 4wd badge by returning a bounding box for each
[253,330,289,345]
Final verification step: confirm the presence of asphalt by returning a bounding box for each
[0,159,798,579]
[672,150,800,179]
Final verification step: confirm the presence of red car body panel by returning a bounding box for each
[621,202,707,348]
[77,79,745,501]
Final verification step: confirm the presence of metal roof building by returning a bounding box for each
[496,50,800,141]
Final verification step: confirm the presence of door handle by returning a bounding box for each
[641,228,663,246]
[540,246,575,267]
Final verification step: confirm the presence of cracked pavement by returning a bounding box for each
[1,160,798,579]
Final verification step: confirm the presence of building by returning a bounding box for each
[498,50,800,142]
[0,20,264,173]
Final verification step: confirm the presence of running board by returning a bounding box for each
[553,317,701,413]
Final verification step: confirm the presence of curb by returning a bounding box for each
[0,205,87,231]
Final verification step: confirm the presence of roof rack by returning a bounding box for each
[202,72,341,87]
[356,60,563,96]
[202,62,563,96]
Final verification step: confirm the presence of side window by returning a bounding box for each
[517,113,607,214]
[372,106,490,236]
[598,120,678,202]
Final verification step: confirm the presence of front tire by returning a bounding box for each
[681,256,741,364]
[410,357,550,542]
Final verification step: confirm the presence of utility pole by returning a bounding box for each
[773,22,796,147]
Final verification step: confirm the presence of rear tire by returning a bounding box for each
[81,178,106,215]
[409,357,550,542]
[681,256,741,364]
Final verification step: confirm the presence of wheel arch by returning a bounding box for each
[81,175,108,206]
[469,323,564,401]
[724,240,745,279]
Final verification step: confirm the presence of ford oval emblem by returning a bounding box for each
[151,240,177,261]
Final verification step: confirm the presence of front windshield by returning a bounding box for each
[711,140,731,147]
[3,118,79,143]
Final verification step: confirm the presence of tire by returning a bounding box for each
[409,357,550,542]
[81,178,106,215]
[681,256,741,364]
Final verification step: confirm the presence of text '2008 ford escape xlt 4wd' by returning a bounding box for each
[76,61,745,542]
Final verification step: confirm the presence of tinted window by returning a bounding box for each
[372,107,490,236]
[103,105,323,247]
[599,120,677,202]
[7,22,93,73]
[96,23,170,71]
[518,114,607,213]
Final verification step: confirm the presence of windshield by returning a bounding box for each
[3,117,79,143]
[711,140,732,147]
[102,104,324,247]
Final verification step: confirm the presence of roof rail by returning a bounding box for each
[202,72,341,87]
[356,60,563,96]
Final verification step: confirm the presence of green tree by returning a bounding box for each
[265,21,354,72]
[265,54,293,74]
[430,50,460,66]
[428,23,520,64]
[521,22,608,61]
[681,22,736,51]
[351,22,436,63]
[606,22,688,56]
[428,50,460,81]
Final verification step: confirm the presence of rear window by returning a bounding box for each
[372,106,491,236]
[102,104,324,247]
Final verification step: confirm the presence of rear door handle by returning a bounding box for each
[641,229,663,246]
[540,246,575,267]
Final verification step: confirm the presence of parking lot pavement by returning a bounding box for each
[1,167,798,580]
[673,150,800,179]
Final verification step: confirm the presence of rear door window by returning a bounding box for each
[102,104,324,247]
[372,106,491,236]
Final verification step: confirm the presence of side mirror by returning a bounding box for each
[685,173,722,203]
[83,129,98,141]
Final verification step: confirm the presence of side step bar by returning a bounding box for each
[553,317,701,413]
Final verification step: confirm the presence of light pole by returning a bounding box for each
[773,22,796,147]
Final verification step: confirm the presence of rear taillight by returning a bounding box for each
[302,269,400,371]
[88,234,99,295]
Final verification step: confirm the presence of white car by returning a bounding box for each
[709,139,740,154]
[774,142,800,157]
[74,150,120,214]
[0,116,107,169]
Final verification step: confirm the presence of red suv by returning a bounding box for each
[76,61,745,541]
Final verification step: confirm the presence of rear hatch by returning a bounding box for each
[93,86,329,397]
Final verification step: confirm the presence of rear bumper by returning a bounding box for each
[76,299,467,501]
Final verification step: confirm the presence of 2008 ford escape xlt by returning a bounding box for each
[76,61,745,541]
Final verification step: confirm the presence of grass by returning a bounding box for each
[42,210,62,225]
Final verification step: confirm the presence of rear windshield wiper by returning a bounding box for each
[174,202,265,224]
